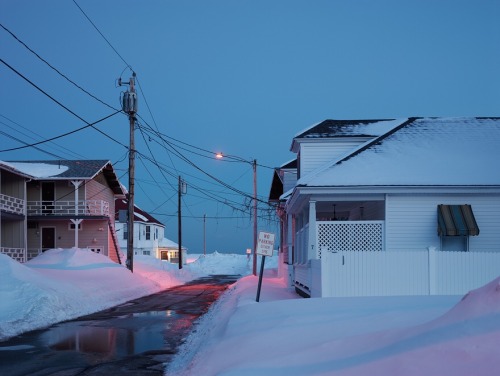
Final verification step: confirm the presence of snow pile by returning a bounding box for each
[0,249,273,341]
[2,248,500,375]
[168,274,500,376]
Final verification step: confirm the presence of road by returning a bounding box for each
[0,274,240,376]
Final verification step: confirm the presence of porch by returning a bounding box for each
[27,200,110,217]
[293,218,500,297]
[0,193,24,215]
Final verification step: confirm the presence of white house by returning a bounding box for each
[115,198,187,263]
[271,117,500,298]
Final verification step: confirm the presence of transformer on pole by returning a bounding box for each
[119,73,137,272]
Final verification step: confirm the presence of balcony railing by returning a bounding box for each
[0,193,25,215]
[27,200,110,217]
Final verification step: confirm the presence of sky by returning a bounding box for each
[1,0,499,253]
[2,248,500,375]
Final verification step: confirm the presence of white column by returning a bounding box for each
[70,219,83,249]
[70,181,83,248]
[308,200,317,260]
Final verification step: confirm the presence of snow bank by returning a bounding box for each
[0,249,277,341]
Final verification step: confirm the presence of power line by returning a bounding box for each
[0,113,87,159]
[0,57,127,149]
[72,0,132,72]
[0,111,121,152]
[0,22,119,112]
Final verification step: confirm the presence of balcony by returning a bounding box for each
[27,200,110,217]
[0,193,25,215]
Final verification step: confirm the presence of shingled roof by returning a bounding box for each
[291,119,404,152]
[300,117,500,187]
[115,198,164,226]
[7,159,124,195]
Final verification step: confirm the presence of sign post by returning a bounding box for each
[255,231,275,302]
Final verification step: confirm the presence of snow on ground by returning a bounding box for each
[0,249,264,340]
[2,249,500,375]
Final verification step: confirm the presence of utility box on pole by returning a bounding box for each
[119,73,137,272]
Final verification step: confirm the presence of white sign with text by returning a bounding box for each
[256,231,275,257]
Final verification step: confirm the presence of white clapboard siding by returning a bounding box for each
[386,194,500,252]
[300,140,366,177]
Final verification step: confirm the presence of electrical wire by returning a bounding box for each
[0,113,88,159]
[0,22,120,112]
[72,0,132,72]
[0,57,127,149]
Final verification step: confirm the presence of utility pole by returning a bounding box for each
[253,159,257,276]
[119,73,137,272]
[178,176,187,269]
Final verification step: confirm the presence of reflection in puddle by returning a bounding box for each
[44,309,187,358]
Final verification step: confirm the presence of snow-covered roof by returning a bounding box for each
[0,160,35,178]
[291,119,405,152]
[5,159,124,195]
[7,160,107,179]
[115,199,164,226]
[299,117,500,187]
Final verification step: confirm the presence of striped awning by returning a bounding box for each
[437,204,479,237]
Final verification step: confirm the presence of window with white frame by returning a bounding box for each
[146,225,151,240]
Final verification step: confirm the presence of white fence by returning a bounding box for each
[320,247,500,297]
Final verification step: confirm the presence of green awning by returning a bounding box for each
[437,204,479,237]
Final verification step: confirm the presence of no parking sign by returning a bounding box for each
[256,231,275,257]
[256,231,275,302]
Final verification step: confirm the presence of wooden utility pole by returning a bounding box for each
[178,176,186,269]
[253,159,257,276]
[120,73,137,272]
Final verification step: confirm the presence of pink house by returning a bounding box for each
[1,160,125,263]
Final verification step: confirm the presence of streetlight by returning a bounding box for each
[216,152,258,276]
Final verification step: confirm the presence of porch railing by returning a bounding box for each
[27,200,110,217]
[0,193,25,215]
[1,247,26,263]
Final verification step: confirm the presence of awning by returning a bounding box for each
[437,204,479,237]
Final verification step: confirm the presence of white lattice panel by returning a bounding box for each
[317,221,384,257]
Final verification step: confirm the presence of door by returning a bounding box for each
[41,182,55,214]
[41,227,56,252]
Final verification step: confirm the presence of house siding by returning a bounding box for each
[300,140,368,177]
[283,170,297,193]
[386,194,500,252]
[86,178,113,204]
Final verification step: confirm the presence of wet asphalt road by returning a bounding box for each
[0,275,240,376]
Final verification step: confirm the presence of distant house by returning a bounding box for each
[1,160,125,263]
[270,118,500,297]
[115,198,187,263]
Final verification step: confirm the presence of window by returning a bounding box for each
[143,250,150,256]
[146,226,151,240]
[123,227,128,240]
[69,223,82,230]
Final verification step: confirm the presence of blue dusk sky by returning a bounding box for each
[1,0,499,253]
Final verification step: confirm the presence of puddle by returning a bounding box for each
[42,310,183,357]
